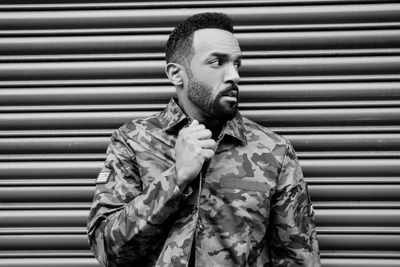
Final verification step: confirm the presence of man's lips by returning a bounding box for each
[220,85,239,98]
[222,90,237,98]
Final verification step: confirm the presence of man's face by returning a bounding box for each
[186,28,242,121]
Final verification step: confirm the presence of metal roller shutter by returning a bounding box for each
[0,1,399,266]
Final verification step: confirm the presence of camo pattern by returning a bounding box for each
[87,98,321,267]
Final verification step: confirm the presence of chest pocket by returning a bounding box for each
[219,177,272,223]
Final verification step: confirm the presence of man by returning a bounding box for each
[87,12,321,267]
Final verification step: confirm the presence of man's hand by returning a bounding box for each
[174,120,216,190]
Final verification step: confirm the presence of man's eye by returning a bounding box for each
[210,59,223,67]
[234,62,241,69]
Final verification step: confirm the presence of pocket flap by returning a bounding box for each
[220,177,270,192]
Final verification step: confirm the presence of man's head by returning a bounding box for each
[165,12,234,67]
[165,13,242,123]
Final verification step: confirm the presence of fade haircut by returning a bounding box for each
[165,12,234,67]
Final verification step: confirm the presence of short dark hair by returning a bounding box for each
[165,12,234,66]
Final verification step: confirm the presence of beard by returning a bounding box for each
[187,77,239,122]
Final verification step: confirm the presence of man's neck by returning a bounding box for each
[203,119,224,141]
[177,99,224,140]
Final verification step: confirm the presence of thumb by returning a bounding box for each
[189,119,199,127]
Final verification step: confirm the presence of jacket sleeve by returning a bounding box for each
[268,140,321,267]
[87,128,190,267]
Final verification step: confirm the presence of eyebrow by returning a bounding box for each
[209,52,243,60]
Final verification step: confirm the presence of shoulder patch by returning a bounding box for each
[96,171,111,184]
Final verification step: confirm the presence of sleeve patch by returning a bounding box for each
[96,171,111,184]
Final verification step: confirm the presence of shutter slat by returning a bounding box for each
[1,57,400,80]
[0,161,102,178]
[0,235,89,250]
[301,159,400,177]
[321,258,400,267]
[0,186,94,202]
[1,108,399,131]
[1,4,400,30]
[2,233,400,251]
[319,234,400,250]
[1,209,399,228]
[2,83,400,105]
[0,258,99,267]
[1,30,400,54]
[2,134,400,154]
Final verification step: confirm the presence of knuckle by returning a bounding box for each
[206,151,214,159]
[180,132,191,141]
[192,145,202,154]
[204,129,212,137]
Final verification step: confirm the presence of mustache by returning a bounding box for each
[219,85,239,97]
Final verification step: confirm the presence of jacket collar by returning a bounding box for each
[159,98,247,145]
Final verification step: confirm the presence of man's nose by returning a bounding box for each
[224,64,240,85]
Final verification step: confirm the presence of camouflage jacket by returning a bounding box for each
[87,98,321,267]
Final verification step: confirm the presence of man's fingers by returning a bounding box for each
[198,139,216,149]
[201,148,215,160]
[192,129,213,140]
[176,119,215,160]
[190,119,199,127]
[179,126,212,140]
[180,123,205,134]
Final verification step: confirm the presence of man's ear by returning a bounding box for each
[165,63,186,86]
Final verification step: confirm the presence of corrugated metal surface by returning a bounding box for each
[0,1,399,266]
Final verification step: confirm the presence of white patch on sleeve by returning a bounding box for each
[96,171,111,184]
